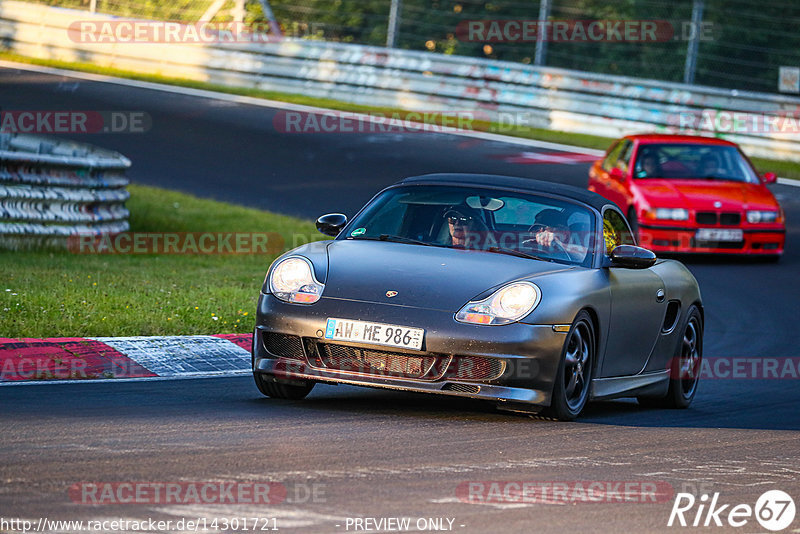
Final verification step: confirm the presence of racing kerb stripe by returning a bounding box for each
[0,334,253,383]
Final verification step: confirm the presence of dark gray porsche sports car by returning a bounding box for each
[252,173,703,420]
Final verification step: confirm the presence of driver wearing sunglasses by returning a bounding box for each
[444,208,485,248]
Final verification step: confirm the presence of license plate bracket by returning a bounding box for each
[324,318,424,351]
[695,228,743,242]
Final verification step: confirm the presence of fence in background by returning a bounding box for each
[2,0,800,162]
[20,0,800,96]
[0,132,131,248]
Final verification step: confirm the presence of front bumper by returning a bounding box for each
[638,223,785,255]
[253,293,569,408]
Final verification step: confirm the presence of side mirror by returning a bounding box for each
[762,172,777,184]
[316,213,347,237]
[609,167,625,182]
[609,245,657,269]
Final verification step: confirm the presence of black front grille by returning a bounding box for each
[445,356,506,381]
[720,212,741,225]
[712,241,745,249]
[443,383,481,394]
[691,238,744,249]
[695,212,717,225]
[312,342,442,379]
[261,332,305,360]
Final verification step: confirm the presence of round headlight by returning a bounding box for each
[456,282,541,325]
[271,258,311,293]
[497,283,538,316]
[269,257,324,304]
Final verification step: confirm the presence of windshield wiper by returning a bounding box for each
[379,234,435,246]
[485,246,555,262]
[347,234,434,246]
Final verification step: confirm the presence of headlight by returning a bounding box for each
[455,282,541,325]
[652,208,689,221]
[269,256,324,304]
[746,210,779,224]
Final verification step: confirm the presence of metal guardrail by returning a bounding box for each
[2,0,800,161]
[0,133,130,248]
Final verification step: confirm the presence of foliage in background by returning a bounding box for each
[23,0,800,93]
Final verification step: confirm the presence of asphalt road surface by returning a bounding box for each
[2,64,799,533]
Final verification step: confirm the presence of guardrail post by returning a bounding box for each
[256,0,283,38]
[233,0,245,23]
[386,0,402,48]
[683,0,704,85]
[534,0,551,66]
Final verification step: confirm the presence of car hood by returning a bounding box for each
[319,239,576,311]
[636,179,778,210]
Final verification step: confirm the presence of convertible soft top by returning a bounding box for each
[399,173,614,213]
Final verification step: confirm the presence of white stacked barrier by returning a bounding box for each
[1,0,800,161]
[0,133,130,248]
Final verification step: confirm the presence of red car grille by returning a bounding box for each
[720,212,741,225]
[695,211,742,226]
[695,212,717,225]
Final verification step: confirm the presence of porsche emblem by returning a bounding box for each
[386,291,398,298]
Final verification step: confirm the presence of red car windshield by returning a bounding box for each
[633,143,760,184]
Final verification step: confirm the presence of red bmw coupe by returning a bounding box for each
[588,134,785,257]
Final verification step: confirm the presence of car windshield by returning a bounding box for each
[343,185,596,267]
[633,143,760,183]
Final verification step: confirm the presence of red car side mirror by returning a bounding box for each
[762,172,777,184]
[610,168,626,182]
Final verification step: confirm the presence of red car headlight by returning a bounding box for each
[746,210,780,224]
[645,208,689,221]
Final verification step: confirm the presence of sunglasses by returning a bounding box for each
[447,215,473,224]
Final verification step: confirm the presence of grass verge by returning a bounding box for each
[0,184,324,338]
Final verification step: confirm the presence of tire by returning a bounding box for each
[638,305,702,409]
[545,310,595,421]
[253,372,315,400]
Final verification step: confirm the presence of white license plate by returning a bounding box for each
[324,318,424,351]
[696,228,743,242]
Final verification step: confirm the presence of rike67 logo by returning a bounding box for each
[669,490,796,531]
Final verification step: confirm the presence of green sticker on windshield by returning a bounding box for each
[351,227,366,236]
